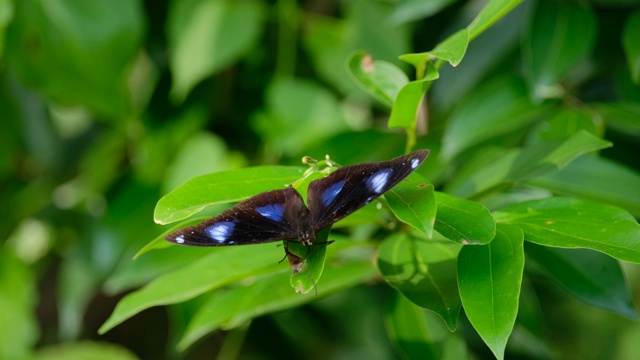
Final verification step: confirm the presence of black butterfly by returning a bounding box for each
[165,150,430,248]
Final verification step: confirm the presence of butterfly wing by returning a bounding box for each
[165,187,308,246]
[307,149,430,231]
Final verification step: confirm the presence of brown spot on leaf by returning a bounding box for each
[362,54,375,72]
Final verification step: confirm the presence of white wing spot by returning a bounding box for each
[176,235,185,244]
[411,158,419,169]
[367,169,393,193]
[205,221,236,242]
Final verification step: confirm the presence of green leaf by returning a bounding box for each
[388,79,435,133]
[252,77,349,155]
[386,174,436,237]
[595,102,640,137]
[384,291,441,359]
[447,130,612,198]
[494,197,640,264]
[303,16,354,94]
[622,11,640,83]
[458,224,524,360]
[286,227,332,294]
[0,250,38,360]
[400,29,469,68]
[168,0,265,102]
[529,156,640,218]
[6,0,144,117]
[377,233,462,330]
[389,0,457,24]
[303,0,411,95]
[178,246,377,350]
[441,335,469,360]
[58,254,100,340]
[35,341,137,360]
[346,50,409,107]
[523,2,596,102]
[507,130,611,181]
[99,244,285,334]
[154,166,305,224]
[467,0,524,40]
[163,132,246,194]
[526,243,637,318]
[434,192,496,245]
[105,244,207,295]
[0,0,13,58]
[441,76,544,160]
[527,107,602,142]
[511,281,554,358]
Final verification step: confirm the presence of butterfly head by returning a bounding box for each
[298,230,314,246]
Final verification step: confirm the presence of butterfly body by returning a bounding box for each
[165,150,430,247]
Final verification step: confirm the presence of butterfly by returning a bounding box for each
[165,150,430,250]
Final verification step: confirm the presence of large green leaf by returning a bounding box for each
[163,132,246,194]
[168,0,265,102]
[0,250,38,360]
[447,130,612,198]
[99,244,285,334]
[104,244,207,294]
[303,0,411,95]
[6,0,144,117]
[386,173,436,237]
[399,29,469,68]
[35,341,137,360]
[387,76,437,139]
[595,102,640,137]
[441,76,544,160]
[251,77,350,155]
[458,224,524,360]
[178,247,377,350]
[622,11,640,83]
[389,0,456,24]
[494,197,640,263]
[434,192,496,245]
[527,107,602,142]
[0,0,13,58]
[529,156,640,218]
[384,291,442,359]
[346,50,409,107]
[467,0,523,40]
[154,166,305,224]
[286,227,332,295]
[507,130,611,180]
[526,243,637,318]
[523,2,596,102]
[377,233,462,330]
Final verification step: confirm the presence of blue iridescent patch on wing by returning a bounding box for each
[367,169,393,193]
[205,221,236,242]
[322,179,346,206]
[256,203,285,222]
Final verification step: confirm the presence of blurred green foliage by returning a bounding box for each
[2,0,640,359]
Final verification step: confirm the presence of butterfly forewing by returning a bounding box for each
[306,150,430,231]
[165,187,305,246]
[165,149,430,248]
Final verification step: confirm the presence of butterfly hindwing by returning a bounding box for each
[306,150,430,231]
[165,187,306,246]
